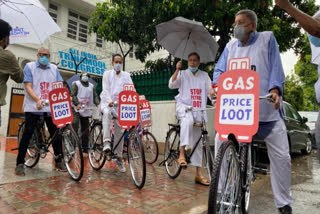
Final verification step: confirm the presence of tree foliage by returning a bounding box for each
[89,0,318,66]
[292,34,319,111]
[283,74,305,110]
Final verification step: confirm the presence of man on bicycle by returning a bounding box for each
[169,52,215,186]
[212,9,293,213]
[100,54,133,172]
[15,47,66,176]
[71,71,99,153]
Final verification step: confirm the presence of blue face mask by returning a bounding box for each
[188,66,198,73]
[39,56,49,66]
[308,33,320,47]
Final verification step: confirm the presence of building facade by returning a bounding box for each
[3,0,168,136]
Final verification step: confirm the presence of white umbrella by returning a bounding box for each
[156,17,219,63]
[0,0,61,44]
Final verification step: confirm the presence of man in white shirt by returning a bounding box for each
[100,54,133,172]
[169,52,215,186]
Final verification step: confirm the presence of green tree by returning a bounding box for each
[293,35,318,111]
[283,74,305,110]
[89,0,318,67]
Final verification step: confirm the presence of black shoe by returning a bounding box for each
[55,161,67,172]
[279,205,292,214]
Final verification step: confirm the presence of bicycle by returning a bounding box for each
[17,101,84,181]
[160,106,215,181]
[207,94,274,214]
[88,102,147,189]
[75,105,99,152]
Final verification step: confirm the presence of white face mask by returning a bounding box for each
[113,63,122,72]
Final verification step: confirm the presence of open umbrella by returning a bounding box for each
[0,0,61,44]
[156,17,219,63]
[67,74,97,89]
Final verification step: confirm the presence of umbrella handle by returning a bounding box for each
[181,32,191,61]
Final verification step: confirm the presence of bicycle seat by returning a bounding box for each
[168,123,180,128]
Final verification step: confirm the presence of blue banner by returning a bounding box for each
[59,48,106,76]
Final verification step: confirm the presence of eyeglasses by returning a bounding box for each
[38,53,50,57]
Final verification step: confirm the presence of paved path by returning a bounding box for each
[0,137,319,214]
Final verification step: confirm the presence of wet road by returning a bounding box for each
[0,137,319,214]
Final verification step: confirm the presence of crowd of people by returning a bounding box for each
[0,0,319,213]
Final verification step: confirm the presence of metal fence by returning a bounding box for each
[131,70,178,101]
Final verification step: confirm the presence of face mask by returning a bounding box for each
[308,34,320,47]
[234,25,246,41]
[39,56,49,66]
[188,66,198,73]
[81,75,89,82]
[113,63,122,72]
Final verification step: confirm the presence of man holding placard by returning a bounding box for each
[169,52,215,186]
[212,9,292,213]
[15,48,66,176]
[100,54,133,173]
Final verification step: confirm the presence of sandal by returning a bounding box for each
[178,156,187,167]
[195,176,210,186]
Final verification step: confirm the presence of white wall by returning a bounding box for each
[148,101,216,146]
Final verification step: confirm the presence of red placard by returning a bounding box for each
[49,88,73,128]
[215,58,259,143]
[140,98,152,127]
[118,90,140,129]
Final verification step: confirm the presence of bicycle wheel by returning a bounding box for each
[142,130,159,164]
[127,129,146,189]
[88,122,106,170]
[62,124,84,181]
[17,122,40,168]
[164,127,182,179]
[201,135,214,182]
[208,140,241,214]
[241,144,252,214]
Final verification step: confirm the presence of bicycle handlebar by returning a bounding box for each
[185,106,216,113]
[80,104,96,110]
[41,100,49,107]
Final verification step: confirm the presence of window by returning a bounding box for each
[288,105,302,121]
[67,11,88,42]
[48,3,58,23]
[96,36,103,48]
[284,104,294,119]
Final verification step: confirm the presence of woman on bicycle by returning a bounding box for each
[169,52,215,186]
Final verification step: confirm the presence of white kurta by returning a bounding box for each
[100,69,133,157]
[169,69,211,167]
